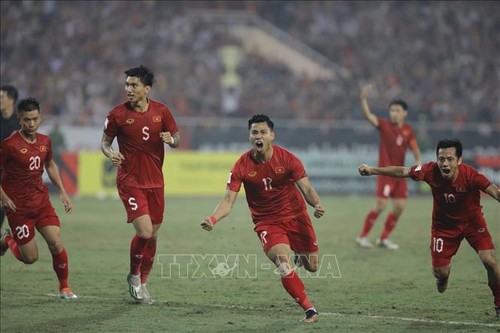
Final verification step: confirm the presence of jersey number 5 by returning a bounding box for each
[142,126,150,141]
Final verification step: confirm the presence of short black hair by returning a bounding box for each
[389,99,408,111]
[248,114,274,130]
[436,139,463,158]
[17,97,40,114]
[124,65,155,87]
[1,85,19,103]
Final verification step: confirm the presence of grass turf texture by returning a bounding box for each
[1,195,499,332]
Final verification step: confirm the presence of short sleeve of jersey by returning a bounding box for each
[377,118,389,131]
[162,106,179,135]
[471,168,492,192]
[46,138,54,162]
[288,152,307,181]
[103,111,118,138]
[227,159,243,192]
[409,162,434,182]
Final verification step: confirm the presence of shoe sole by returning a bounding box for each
[301,314,319,323]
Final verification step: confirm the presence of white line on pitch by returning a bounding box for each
[42,292,500,328]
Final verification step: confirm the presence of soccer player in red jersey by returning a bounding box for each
[359,139,500,317]
[0,97,77,299]
[0,85,20,229]
[101,65,180,304]
[356,84,421,250]
[201,114,325,323]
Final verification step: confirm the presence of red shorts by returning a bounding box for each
[117,185,164,224]
[253,213,318,254]
[6,203,60,246]
[376,175,408,199]
[430,217,495,267]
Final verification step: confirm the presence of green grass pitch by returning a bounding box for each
[1,195,499,332]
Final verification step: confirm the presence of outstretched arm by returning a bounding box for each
[484,183,500,203]
[296,177,325,218]
[201,190,239,231]
[360,84,379,128]
[358,164,411,178]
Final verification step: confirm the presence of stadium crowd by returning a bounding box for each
[1,1,498,126]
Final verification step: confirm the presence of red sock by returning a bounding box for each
[130,235,151,275]
[281,270,314,311]
[52,248,69,290]
[4,234,24,262]
[380,213,398,239]
[360,210,379,237]
[140,238,157,284]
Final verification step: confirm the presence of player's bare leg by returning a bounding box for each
[432,265,450,293]
[478,250,500,315]
[267,244,318,323]
[17,238,40,264]
[294,252,319,273]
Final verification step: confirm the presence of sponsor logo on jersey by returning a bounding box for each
[126,118,135,124]
[274,166,285,174]
[153,116,161,123]
[20,148,28,154]
[456,186,466,192]
[248,171,257,177]
[40,145,47,152]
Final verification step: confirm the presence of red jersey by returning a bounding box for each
[227,145,308,224]
[409,162,491,226]
[103,99,178,188]
[0,131,53,214]
[378,119,417,167]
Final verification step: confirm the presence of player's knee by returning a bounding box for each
[305,262,318,273]
[303,255,319,272]
[481,255,498,271]
[23,254,38,264]
[136,229,153,239]
[47,240,63,254]
[277,262,293,277]
[432,267,449,280]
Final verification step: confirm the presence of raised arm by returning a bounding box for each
[360,84,379,128]
[484,183,500,203]
[358,163,411,178]
[296,177,325,218]
[201,190,239,231]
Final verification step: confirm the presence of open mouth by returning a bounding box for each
[255,141,264,149]
[442,169,450,174]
